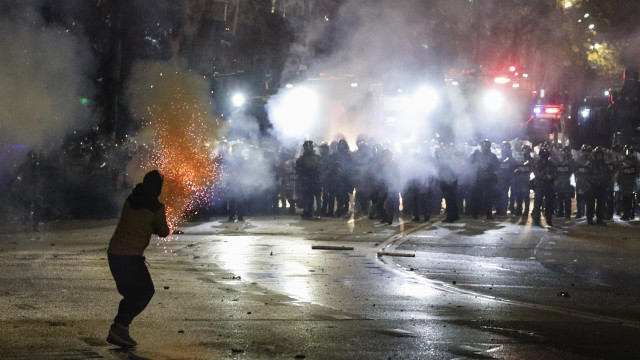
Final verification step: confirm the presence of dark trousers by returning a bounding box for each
[556,192,572,218]
[335,184,351,216]
[441,181,459,221]
[355,186,371,215]
[532,182,554,223]
[587,185,607,222]
[513,190,530,216]
[108,254,155,327]
[300,186,319,218]
[576,191,587,217]
[321,186,335,216]
[621,193,635,219]
[228,196,246,220]
[471,180,494,218]
[495,183,510,215]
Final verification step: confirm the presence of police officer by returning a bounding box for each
[318,142,334,216]
[554,146,574,219]
[331,139,354,217]
[470,139,499,220]
[531,146,556,227]
[587,147,609,225]
[353,139,373,216]
[496,141,517,216]
[296,140,321,220]
[616,145,639,221]
[370,149,398,225]
[512,145,533,217]
[436,144,460,222]
[574,144,592,218]
[226,142,249,222]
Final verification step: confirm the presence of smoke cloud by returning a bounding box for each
[0,5,95,150]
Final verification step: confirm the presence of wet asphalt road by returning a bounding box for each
[1,214,639,359]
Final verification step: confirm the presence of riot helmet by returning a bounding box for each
[538,146,550,160]
[501,141,512,157]
[303,140,314,152]
[337,139,350,153]
[480,139,491,154]
[319,142,330,156]
[593,146,605,160]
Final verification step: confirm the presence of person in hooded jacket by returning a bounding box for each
[107,170,170,348]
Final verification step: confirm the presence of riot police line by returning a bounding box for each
[3,133,639,228]
[216,136,640,226]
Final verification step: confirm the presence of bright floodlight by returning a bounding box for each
[232,93,246,107]
[412,86,439,113]
[484,90,504,111]
[581,108,591,118]
[270,86,319,138]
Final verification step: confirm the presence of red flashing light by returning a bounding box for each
[545,107,560,114]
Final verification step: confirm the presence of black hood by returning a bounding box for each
[127,170,164,212]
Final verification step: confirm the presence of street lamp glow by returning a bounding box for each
[564,1,572,9]
[589,24,595,30]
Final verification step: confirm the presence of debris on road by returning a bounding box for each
[311,245,354,250]
[377,252,415,257]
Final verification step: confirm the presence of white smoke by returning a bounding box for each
[0,6,95,150]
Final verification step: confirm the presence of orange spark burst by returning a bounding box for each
[127,62,221,233]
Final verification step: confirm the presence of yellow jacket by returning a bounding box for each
[108,200,170,256]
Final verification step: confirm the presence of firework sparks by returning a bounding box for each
[127,62,221,235]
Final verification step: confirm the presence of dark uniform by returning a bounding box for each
[496,141,517,216]
[331,140,354,217]
[586,147,609,225]
[532,147,556,227]
[554,146,574,219]
[318,143,334,216]
[470,139,499,219]
[574,145,592,218]
[512,145,533,217]
[296,141,321,219]
[353,140,373,216]
[617,145,639,220]
[370,149,397,224]
[436,145,460,222]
